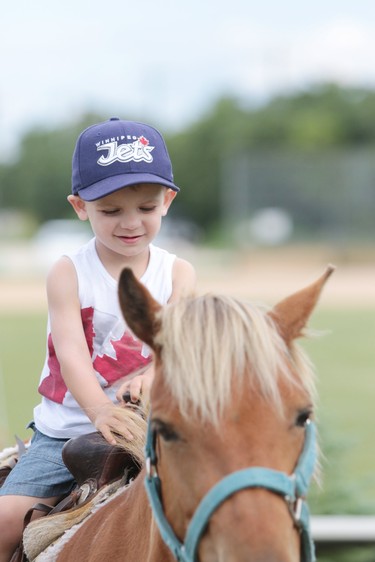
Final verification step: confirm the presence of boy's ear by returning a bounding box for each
[161,189,177,216]
[67,195,89,221]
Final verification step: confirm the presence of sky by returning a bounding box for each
[1,0,375,158]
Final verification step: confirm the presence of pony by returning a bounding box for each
[31,266,333,562]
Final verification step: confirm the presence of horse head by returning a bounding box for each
[118,266,334,562]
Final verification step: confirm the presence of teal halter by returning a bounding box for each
[144,418,316,562]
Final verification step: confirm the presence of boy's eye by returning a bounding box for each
[101,209,119,215]
[139,206,157,213]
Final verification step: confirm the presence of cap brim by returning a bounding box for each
[76,173,180,201]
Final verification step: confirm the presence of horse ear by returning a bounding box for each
[118,268,162,349]
[269,265,335,344]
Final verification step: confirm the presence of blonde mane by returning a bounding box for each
[155,293,316,425]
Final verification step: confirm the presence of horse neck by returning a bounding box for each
[107,469,174,562]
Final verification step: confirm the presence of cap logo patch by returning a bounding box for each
[96,136,154,167]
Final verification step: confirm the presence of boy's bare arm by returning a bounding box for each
[47,257,131,444]
[169,258,197,303]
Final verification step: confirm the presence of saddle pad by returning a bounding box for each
[23,479,127,561]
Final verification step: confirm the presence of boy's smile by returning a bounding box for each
[117,234,144,245]
[68,183,176,275]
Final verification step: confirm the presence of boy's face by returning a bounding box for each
[68,183,176,260]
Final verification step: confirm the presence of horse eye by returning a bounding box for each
[295,409,313,427]
[153,420,180,443]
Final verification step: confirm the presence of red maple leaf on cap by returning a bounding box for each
[139,136,149,146]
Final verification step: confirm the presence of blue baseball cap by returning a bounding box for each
[72,118,180,201]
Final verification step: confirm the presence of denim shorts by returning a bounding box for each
[0,426,76,499]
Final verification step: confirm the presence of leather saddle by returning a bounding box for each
[62,430,141,489]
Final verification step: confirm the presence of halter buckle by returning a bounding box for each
[286,495,304,531]
[146,456,158,479]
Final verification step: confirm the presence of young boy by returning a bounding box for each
[0,118,196,561]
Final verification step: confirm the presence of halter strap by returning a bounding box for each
[144,419,316,562]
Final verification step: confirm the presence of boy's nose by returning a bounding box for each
[121,214,140,230]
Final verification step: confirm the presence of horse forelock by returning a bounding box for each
[154,294,315,425]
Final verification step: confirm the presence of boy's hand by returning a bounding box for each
[116,370,154,406]
[93,402,134,445]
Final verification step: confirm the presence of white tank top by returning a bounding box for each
[34,238,175,438]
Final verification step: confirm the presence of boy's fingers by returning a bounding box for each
[130,378,142,402]
[100,427,117,446]
[111,418,134,440]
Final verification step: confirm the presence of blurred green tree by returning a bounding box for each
[0,114,103,222]
[1,85,375,239]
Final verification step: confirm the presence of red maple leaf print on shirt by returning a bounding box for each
[93,331,150,385]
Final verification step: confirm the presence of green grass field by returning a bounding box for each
[0,313,45,443]
[303,308,375,514]
[0,306,374,514]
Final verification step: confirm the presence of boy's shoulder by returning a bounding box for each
[170,257,197,301]
[172,256,196,278]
